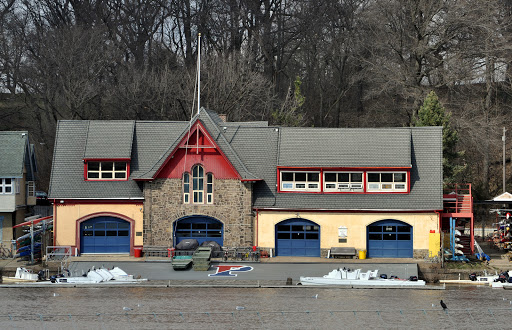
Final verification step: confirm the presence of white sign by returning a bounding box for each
[338,226,347,238]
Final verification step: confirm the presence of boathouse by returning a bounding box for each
[48,109,444,258]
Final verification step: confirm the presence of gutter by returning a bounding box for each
[254,207,442,213]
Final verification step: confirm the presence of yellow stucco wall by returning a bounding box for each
[256,211,439,251]
[54,203,144,248]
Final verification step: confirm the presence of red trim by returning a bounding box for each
[255,210,259,246]
[53,201,57,246]
[254,207,442,214]
[276,166,411,170]
[277,168,411,194]
[56,199,143,205]
[75,212,137,256]
[153,120,242,180]
[13,215,53,228]
[83,158,131,161]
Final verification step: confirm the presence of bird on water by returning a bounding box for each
[440,300,447,310]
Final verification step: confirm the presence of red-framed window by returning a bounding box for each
[84,160,130,181]
[278,168,410,194]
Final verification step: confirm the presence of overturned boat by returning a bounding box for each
[52,267,147,284]
[2,267,39,283]
[299,268,426,286]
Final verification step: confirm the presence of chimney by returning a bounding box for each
[218,114,227,122]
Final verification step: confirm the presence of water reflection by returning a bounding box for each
[0,286,509,329]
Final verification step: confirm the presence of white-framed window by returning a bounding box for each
[183,173,190,204]
[184,166,214,204]
[206,173,214,204]
[87,161,127,180]
[27,181,36,197]
[15,178,20,194]
[192,165,204,203]
[367,172,407,192]
[280,171,321,192]
[0,178,14,194]
[324,172,364,192]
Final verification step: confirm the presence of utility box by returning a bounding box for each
[429,232,441,258]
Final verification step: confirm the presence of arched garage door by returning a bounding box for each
[367,220,413,258]
[276,219,320,257]
[81,217,130,254]
[174,216,223,246]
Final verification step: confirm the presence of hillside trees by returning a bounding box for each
[414,91,465,183]
[1,0,512,196]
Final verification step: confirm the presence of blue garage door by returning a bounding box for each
[174,216,223,246]
[81,217,130,254]
[367,220,413,258]
[276,219,320,257]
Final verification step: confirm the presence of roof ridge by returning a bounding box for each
[200,109,258,180]
[134,115,199,179]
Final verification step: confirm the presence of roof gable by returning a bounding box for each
[84,121,135,159]
[493,192,512,202]
[0,131,29,178]
[154,120,240,179]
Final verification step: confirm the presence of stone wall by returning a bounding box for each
[143,178,253,247]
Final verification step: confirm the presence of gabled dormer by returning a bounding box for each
[83,121,135,181]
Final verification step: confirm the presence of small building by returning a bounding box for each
[48,109,443,258]
[0,131,38,249]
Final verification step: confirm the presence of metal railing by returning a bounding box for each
[443,183,472,214]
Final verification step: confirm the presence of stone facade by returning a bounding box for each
[143,178,253,247]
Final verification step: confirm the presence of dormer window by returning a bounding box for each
[86,161,128,180]
[367,172,407,192]
[278,168,409,193]
[280,171,321,192]
[324,172,363,192]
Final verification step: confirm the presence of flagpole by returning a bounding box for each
[197,33,201,115]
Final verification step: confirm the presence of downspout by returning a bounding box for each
[274,127,281,206]
[255,208,259,247]
[53,199,57,247]
[435,210,442,232]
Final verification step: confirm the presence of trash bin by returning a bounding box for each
[134,247,143,258]
[359,250,366,260]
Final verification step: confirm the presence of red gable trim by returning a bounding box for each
[83,158,131,161]
[153,120,241,179]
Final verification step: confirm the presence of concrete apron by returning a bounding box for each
[65,260,419,282]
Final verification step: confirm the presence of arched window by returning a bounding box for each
[184,165,213,204]
[206,173,214,204]
[192,165,204,203]
[183,172,190,204]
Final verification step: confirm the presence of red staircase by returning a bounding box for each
[441,184,474,254]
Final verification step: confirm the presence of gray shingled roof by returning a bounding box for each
[84,121,135,159]
[249,126,442,211]
[0,131,29,178]
[130,121,190,178]
[49,121,143,199]
[49,110,443,211]
[278,128,411,167]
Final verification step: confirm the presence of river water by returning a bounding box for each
[0,285,511,329]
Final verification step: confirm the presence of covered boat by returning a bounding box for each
[52,267,147,284]
[299,268,426,286]
[2,267,39,283]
